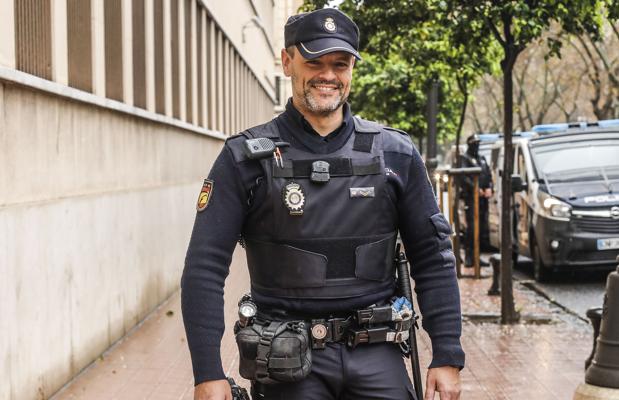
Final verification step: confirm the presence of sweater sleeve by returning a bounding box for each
[181,145,248,385]
[397,146,465,369]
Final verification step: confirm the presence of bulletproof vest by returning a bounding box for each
[238,117,399,300]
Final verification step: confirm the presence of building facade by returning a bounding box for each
[0,1,301,399]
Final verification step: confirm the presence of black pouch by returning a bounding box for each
[235,320,312,384]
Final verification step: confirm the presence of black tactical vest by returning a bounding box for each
[237,117,400,300]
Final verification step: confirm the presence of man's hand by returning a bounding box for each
[194,379,232,400]
[424,366,461,400]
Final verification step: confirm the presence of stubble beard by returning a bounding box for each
[294,77,348,117]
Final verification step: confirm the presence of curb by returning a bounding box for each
[517,279,590,324]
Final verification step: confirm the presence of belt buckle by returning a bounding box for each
[310,319,329,350]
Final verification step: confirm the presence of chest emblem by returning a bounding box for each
[283,182,305,215]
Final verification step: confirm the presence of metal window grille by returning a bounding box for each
[104,0,123,101]
[15,0,52,80]
[196,7,203,127]
[67,0,93,92]
[132,0,146,109]
[154,0,165,114]
[184,0,192,122]
[171,0,180,119]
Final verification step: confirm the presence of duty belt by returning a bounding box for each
[308,304,413,350]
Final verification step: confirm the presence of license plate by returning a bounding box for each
[597,238,619,250]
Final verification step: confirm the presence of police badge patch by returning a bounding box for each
[282,182,305,215]
[196,179,214,212]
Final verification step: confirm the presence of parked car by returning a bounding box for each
[487,132,536,251]
[488,121,619,281]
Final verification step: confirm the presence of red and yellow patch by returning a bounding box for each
[196,179,214,212]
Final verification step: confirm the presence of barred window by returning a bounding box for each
[104,0,123,101]
[171,0,180,119]
[132,0,146,109]
[184,0,193,123]
[67,0,93,92]
[154,0,165,114]
[15,0,52,80]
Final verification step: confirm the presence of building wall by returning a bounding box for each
[0,83,216,400]
[0,0,295,399]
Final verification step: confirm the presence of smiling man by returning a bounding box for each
[182,8,464,400]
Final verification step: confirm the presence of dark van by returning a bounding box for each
[509,122,619,281]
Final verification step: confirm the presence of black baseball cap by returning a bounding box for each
[284,8,361,60]
[467,134,481,145]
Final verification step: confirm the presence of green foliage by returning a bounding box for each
[440,1,606,60]
[300,0,500,142]
[608,0,619,20]
[300,0,609,141]
[350,52,462,141]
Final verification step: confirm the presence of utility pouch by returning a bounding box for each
[235,319,312,384]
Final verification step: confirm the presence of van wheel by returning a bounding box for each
[533,241,552,282]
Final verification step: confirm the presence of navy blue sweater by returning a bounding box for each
[181,100,465,384]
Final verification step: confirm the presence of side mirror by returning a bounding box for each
[511,174,528,192]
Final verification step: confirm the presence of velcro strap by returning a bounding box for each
[353,133,374,152]
[273,157,381,178]
[267,357,302,369]
[255,321,288,380]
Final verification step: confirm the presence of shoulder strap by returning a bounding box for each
[244,119,281,140]
[352,116,381,153]
[353,116,382,133]
[383,126,409,136]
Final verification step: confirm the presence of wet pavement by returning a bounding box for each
[51,249,594,400]
[512,258,608,319]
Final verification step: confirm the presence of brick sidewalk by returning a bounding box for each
[51,252,593,400]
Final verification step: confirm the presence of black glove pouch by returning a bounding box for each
[235,320,312,384]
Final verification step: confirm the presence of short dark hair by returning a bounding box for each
[286,46,295,58]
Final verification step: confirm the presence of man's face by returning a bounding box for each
[282,47,355,117]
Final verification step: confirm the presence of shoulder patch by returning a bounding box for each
[196,179,214,212]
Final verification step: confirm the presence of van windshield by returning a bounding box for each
[531,140,619,184]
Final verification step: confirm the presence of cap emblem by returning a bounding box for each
[324,17,336,33]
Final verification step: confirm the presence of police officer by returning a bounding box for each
[459,134,493,266]
[182,8,464,400]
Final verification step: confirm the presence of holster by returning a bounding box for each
[235,319,312,384]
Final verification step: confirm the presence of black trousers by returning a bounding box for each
[251,342,417,400]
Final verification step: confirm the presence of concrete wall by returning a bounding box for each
[0,81,222,400]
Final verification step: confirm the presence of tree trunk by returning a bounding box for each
[455,77,468,166]
[500,45,520,325]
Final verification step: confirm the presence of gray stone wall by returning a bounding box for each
[0,82,222,400]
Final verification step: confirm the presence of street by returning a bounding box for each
[512,257,608,320]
